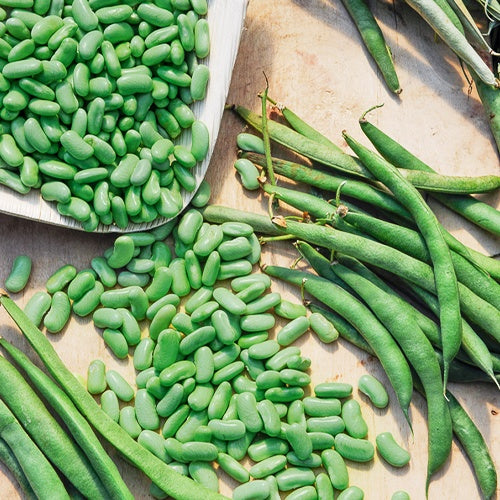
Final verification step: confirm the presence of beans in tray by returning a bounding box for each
[0,1,211,229]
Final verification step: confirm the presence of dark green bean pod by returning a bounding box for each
[340,0,401,93]
[0,437,37,500]
[0,400,69,500]
[0,355,108,498]
[273,218,500,344]
[256,160,411,221]
[445,391,497,499]
[342,211,500,310]
[343,131,461,391]
[242,154,497,278]
[234,105,370,179]
[264,94,342,150]
[331,264,452,487]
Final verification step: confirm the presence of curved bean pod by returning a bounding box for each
[263,265,413,424]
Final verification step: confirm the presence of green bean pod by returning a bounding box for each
[0,340,132,499]
[264,266,413,424]
[340,0,401,93]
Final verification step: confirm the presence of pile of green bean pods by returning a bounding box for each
[0,181,424,499]
[201,97,498,497]
[0,0,210,229]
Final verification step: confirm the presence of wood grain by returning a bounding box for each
[0,0,498,499]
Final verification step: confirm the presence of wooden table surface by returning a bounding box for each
[0,0,499,498]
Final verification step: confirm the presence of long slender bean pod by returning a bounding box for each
[233,106,371,178]
[247,154,412,220]
[475,76,500,154]
[248,151,500,194]
[343,132,462,391]
[0,293,227,500]
[341,211,500,310]
[340,0,401,93]
[0,338,133,499]
[262,266,413,424]
[393,278,498,384]
[446,391,497,499]
[0,354,109,498]
[278,217,500,342]
[296,240,493,379]
[247,153,496,277]
[336,254,498,385]
[0,399,69,500]
[359,115,500,238]
[331,264,452,488]
[300,239,494,383]
[404,0,498,86]
[0,438,37,500]
[263,182,497,297]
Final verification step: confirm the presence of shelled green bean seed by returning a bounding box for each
[314,382,353,399]
[334,433,374,462]
[309,432,335,451]
[23,291,51,327]
[315,472,334,500]
[358,374,389,408]
[5,255,31,293]
[149,304,177,340]
[307,416,345,435]
[248,438,289,462]
[309,312,338,343]
[100,389,119,422]
[275,467,316,491]
[93,307,123,330]
[46,264,77,293]
[233,479,270,500]
[375,432,411,467]
[250,455,287,479]
[156,384,184,418]
[188,384,214,412]
[87,359,106,395]
[337,486,364,500]
[119,406,142,438]
[274,300,307,320]
[135,389,160,431]
[106,370,134,401]
[342,400,368,439]
[102,329,128,358]
[391,491,410,500]
[303,397,341,417]
[44,291,71,333]
[322,448,349,491]
[217,452,249,483]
